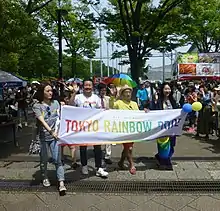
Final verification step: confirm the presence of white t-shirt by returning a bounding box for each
[74,93,101,108]
[146,87,156,101]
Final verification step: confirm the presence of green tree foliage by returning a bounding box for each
[0,0,58,78]
[99,0,188,82]
[38,0,99,77]
[175,0,220,53]
[62,3,99,76]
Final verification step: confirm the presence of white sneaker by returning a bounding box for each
[59,185,67,192]
[43,179,51,187]
[81,165,89,175]
[18,123,22,129]
[96,168,108,178]
[24,122,28,127]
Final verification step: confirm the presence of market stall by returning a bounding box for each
[0,70,25,146]
[0,70,27,88]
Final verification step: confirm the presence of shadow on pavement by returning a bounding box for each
[0,126,32,159]
[184,132,220,155]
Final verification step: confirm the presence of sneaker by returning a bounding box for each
[24,122,28,127]
[96,168,108,178]
[59,185,67,192]
[43,179,51,187]
[81,165,89,175]
[18,123,22,129]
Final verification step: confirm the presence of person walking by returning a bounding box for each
[98,83,113,165]
[70,79,108,178]
[32,82,66,193]
[113,85,139,174]
[151,82,177,170]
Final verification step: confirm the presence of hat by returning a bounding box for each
[119,85,133,96]
[31,81,40,85]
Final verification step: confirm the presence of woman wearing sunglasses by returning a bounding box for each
[32,82,66,194]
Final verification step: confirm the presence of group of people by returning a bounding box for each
[6,77,220,194]
[30,79,178,194]
[137,79,220,138]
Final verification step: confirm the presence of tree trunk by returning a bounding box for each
[130,55,142,84]
[71,51,77,77]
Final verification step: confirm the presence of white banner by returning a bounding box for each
[58,106,187,145]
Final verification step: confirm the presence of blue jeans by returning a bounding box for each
[40,140,65,181]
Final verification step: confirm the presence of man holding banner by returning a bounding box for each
[70,79,108,178]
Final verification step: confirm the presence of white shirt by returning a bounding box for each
[146,87,155,101]
[74,93,101,108]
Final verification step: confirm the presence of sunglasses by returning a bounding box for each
[46,106,51,116]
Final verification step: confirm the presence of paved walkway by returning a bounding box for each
[1,192,220,211]
[1,160,220,181]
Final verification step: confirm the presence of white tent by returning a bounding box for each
[0,70,27,87]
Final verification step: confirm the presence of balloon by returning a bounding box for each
[182,103,192,113]
[192,102,202,111]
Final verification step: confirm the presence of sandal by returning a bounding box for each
[129,166,136,175]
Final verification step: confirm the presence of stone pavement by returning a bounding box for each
[1,160,220,181]
[1,192,220,211]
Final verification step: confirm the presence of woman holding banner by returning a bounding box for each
[113,85,139,175]
[32,82,66,194]
[150,82,177,170]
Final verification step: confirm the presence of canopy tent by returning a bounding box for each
[0,70,27,88]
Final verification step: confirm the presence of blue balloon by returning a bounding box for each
[182,103,192,113]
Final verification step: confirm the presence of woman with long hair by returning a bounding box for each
[152,82,177,170]
[32,82,66,193]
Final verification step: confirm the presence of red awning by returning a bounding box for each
[178,75,220,81]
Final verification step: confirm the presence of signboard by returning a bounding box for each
[178,53,199,64]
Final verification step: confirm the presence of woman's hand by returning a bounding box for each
[144,108,150,113]
[60,101,65,106]
[52,131,58,140]
[49,129,58,140]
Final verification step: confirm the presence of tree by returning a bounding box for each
[0,0,58,78]
[99,0,188,82]
[38,0,99,77]
[20,0,53,15]
[176,0,220,53]
[62,3,99,76]
[0,0,35,72]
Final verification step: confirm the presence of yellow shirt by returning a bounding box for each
[109,96,116,109]
[113,99,139,110]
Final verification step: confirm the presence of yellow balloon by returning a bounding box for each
[192,102,202,111]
